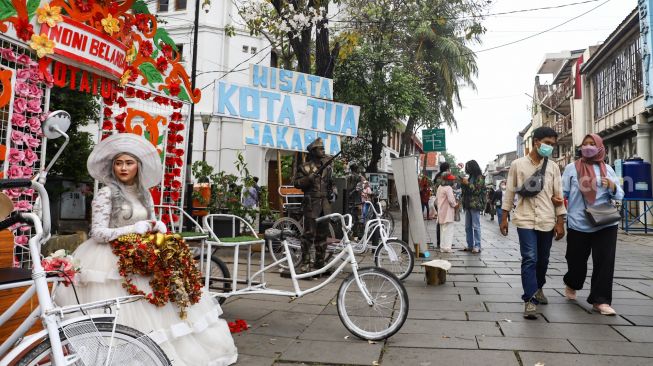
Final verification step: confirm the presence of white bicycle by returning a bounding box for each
[0,112,169,366]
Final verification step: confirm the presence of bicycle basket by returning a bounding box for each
[63,321,167,366]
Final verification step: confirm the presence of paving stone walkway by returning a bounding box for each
[218,213,653,366]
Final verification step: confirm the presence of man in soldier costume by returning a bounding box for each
[293,137,335,271]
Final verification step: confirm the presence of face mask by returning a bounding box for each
[537,143,554,158]
[581,145,599,158]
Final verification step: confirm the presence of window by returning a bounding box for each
[158,0,169,12]
[176,44,184,61]
[242,45,249,53]
[251,47,257,54]
[175,0,187,10]
[592,36,643,119]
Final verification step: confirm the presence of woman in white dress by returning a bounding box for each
[57,133,238,366]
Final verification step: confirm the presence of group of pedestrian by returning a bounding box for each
[500,127,622,319]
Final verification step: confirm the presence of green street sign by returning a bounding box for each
[423,128,446,152]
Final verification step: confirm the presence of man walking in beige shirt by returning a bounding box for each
[500,127,566,319]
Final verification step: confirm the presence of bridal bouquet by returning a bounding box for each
[41,249,80,286]
[110,233,203,319]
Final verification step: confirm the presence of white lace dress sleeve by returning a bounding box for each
[89,187,138,242]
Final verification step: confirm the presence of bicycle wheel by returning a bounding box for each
[17,321,171,366]
[336,267,408,341]
[373,239,415,280]
[194,254,231,305]
[270,217,303,268]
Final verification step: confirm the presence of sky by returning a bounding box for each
[443,0,637,169]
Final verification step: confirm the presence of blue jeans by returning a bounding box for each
[496,208,503,226]
[464,209,481,249]
[517,228,554,303]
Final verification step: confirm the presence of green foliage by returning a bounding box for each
[131,0,151,14]
[280,155,294,180]
[139,62,164,86]
[46,87,100,182]
[0,0,16,20]
[27,0,39,19]
[154,28,178,51]
[340,137,372,173]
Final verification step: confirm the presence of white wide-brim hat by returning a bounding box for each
[87,133,163,189]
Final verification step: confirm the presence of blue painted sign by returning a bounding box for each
[639,0,653,108]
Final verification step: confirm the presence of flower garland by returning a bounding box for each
[228,319,249,334]
[110,232,203,319]
[0,47,52,251]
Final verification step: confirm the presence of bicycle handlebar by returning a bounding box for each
[0,179,50,236]
[0,212,26,231]
[0,179,33,189]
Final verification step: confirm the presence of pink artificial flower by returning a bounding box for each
[13,98,27,114]
[19,225,31,232]
[14,200,32,211]
[16,69,32,81]
[17,54,37,68]
[15,235,29,245]
[8,148,25,164]
[24,149,38,166]
[40,113,49,121]
[11,113,26,128]
[15,82,30,97]
[11,130,25,145]
[22,188,35,196]
[0,48,17,62]
[7,165,23,178]
[27,117,41,133]
[3,188,21,199]
[27,84,42,100]
[26,99,41,114]
[25,135,41,148]
[22,166,33,176]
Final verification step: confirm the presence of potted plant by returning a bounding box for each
[257,186,278,233]
[191,161,213,216]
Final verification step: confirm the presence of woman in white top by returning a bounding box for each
[57,133,237,366]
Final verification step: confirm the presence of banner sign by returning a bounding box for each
[40,16,127,80]
[639,0,653,108]
[243,121,341,155]
[213,80,359,137]
[249,65,334,100]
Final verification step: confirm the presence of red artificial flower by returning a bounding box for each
[115,122,126,132]
[175,157,183,166]
[170,191,180,202]
[165,157,175,166]
[171,180,182,190]
[174,148,184,157]
[114,112,127,124]
[102,120,113,130]
[164,172,175,180]
[168,79,181,97]
[160,214,171,224]
[125,86,136,97]
[170,112,182,122]
[161,43,174,60]
[140,40,153,58]
[117,97,127,108]
[155,56,168,72]
[134,14,150,33]
[74,0,95,13]
[153,96,170,105]
[172,168,181,176]
[15,17,34,42]
[171,101,183,109]
[103,97,114,106]
[135,90,146,99]
[103,107,113,117]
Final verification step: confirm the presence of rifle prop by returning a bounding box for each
[315,151,342,176]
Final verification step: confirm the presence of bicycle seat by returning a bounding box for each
[264,228,296,240]
[0,267,32,285]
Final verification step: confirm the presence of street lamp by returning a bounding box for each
[201,114,212,161]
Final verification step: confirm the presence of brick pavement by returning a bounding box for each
[219,213,653,365]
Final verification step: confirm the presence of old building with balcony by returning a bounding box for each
[580,8,652,167]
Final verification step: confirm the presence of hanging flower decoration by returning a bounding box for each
[101,14,121,35]
[41,250,80,287]
[110,232,203,319]
[29,34,56,58]
[15,18,34,42]
[36,4,64,27]
[228,320,249,334]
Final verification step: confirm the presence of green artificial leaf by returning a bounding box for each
[154,28,178,51]
[177,86,190,102]
[158,135,164,145]
[0,0,17,20]
[131,0,151,14]
[144,131,150,140]
[150,49,159,60]
[138,62,164,86]
[26,0,39,20]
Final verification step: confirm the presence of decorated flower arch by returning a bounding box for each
[0,0,200,265]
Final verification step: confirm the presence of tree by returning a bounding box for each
[46,86,100,182]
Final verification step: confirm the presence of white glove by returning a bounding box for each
[133,220,152,235]
[152,220,168,234]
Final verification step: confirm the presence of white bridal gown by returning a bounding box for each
[57,185,238,366]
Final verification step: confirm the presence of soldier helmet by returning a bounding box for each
[306,137,324,152]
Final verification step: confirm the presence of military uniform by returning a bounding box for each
[293,138,334,270]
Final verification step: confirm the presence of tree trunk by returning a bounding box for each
[400,113,417,156]
[315,4,340,78]
[367,131,384,173]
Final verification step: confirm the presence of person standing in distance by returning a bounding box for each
[500,127,566,319]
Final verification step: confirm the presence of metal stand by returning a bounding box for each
[621,198,653,234]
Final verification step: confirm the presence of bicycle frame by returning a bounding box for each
[202,214,374,305]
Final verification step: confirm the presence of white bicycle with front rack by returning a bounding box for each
[201,212,410,341]
[0,112,169,366]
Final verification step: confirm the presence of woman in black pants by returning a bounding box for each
[561,134,624,315]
